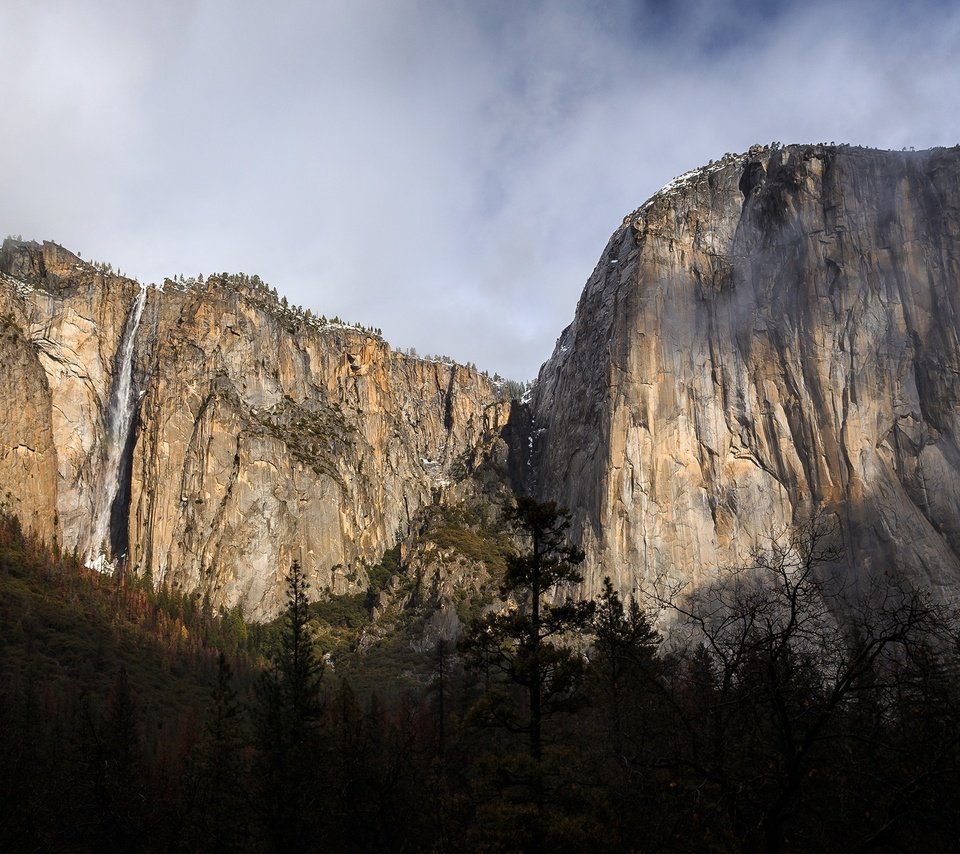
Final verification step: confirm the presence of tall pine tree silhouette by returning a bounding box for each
[254,560,323,847]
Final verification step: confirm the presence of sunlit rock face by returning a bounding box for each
[3,144,960,618]
[129,281,510,619]
[0,314,58,543]
[531,144,960,601]
[0,241,510,619]
[0,241,142,552]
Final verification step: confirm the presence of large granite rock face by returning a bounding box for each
[531,144,960,601]
[0,313,57,542]
[129,281,510,617]
[0,242,510,618]
[4,144,960,618]
[0,242,142,550]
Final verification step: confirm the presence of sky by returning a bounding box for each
[2,0,959,380]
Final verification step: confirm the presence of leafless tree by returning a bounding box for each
[655,513,954,852]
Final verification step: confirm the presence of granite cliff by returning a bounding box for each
[3,143,960,619]
[531,144,960,602]
[0,243,511,618]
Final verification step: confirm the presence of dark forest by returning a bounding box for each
[2,503,960,853]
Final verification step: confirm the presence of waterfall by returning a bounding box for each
[87,286,149,570]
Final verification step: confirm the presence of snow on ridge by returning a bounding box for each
[625,143,809,224]
[0,272,45,299]
[653,156,731,197]
[629,151,743,221]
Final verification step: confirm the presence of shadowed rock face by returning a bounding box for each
[0,243,510,619]
[531,144,960,601]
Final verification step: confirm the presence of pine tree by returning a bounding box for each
[462,497,593,762]
[280,559,321,719]
[591,577,660,753]
[194,653,247,850]
[253,560,323,847]
[589,578,663,847]
[98,667,144,847]
[460,498,594,851]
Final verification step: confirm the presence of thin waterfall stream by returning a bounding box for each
[86,286,148,569]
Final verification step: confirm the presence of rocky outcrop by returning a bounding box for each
[531,144,960,601]
[0,243,511,618]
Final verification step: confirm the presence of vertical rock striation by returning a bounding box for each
[531,144,960,600]
[128,278,510,617]
[0,312,58,542]
[0,242,510,618]
[0,241,143,551]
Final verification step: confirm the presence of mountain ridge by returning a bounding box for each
[0,241,517,618]
[4,142,960,617]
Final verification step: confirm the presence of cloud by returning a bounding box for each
[1,0,958,378]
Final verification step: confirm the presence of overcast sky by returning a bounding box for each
[2,0,959,379]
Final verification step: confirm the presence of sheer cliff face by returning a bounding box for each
[0,243,509,618]
[0,242,142,549]
[5,144,960,617]
[130,284,509,617]
[532,145,960,600]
